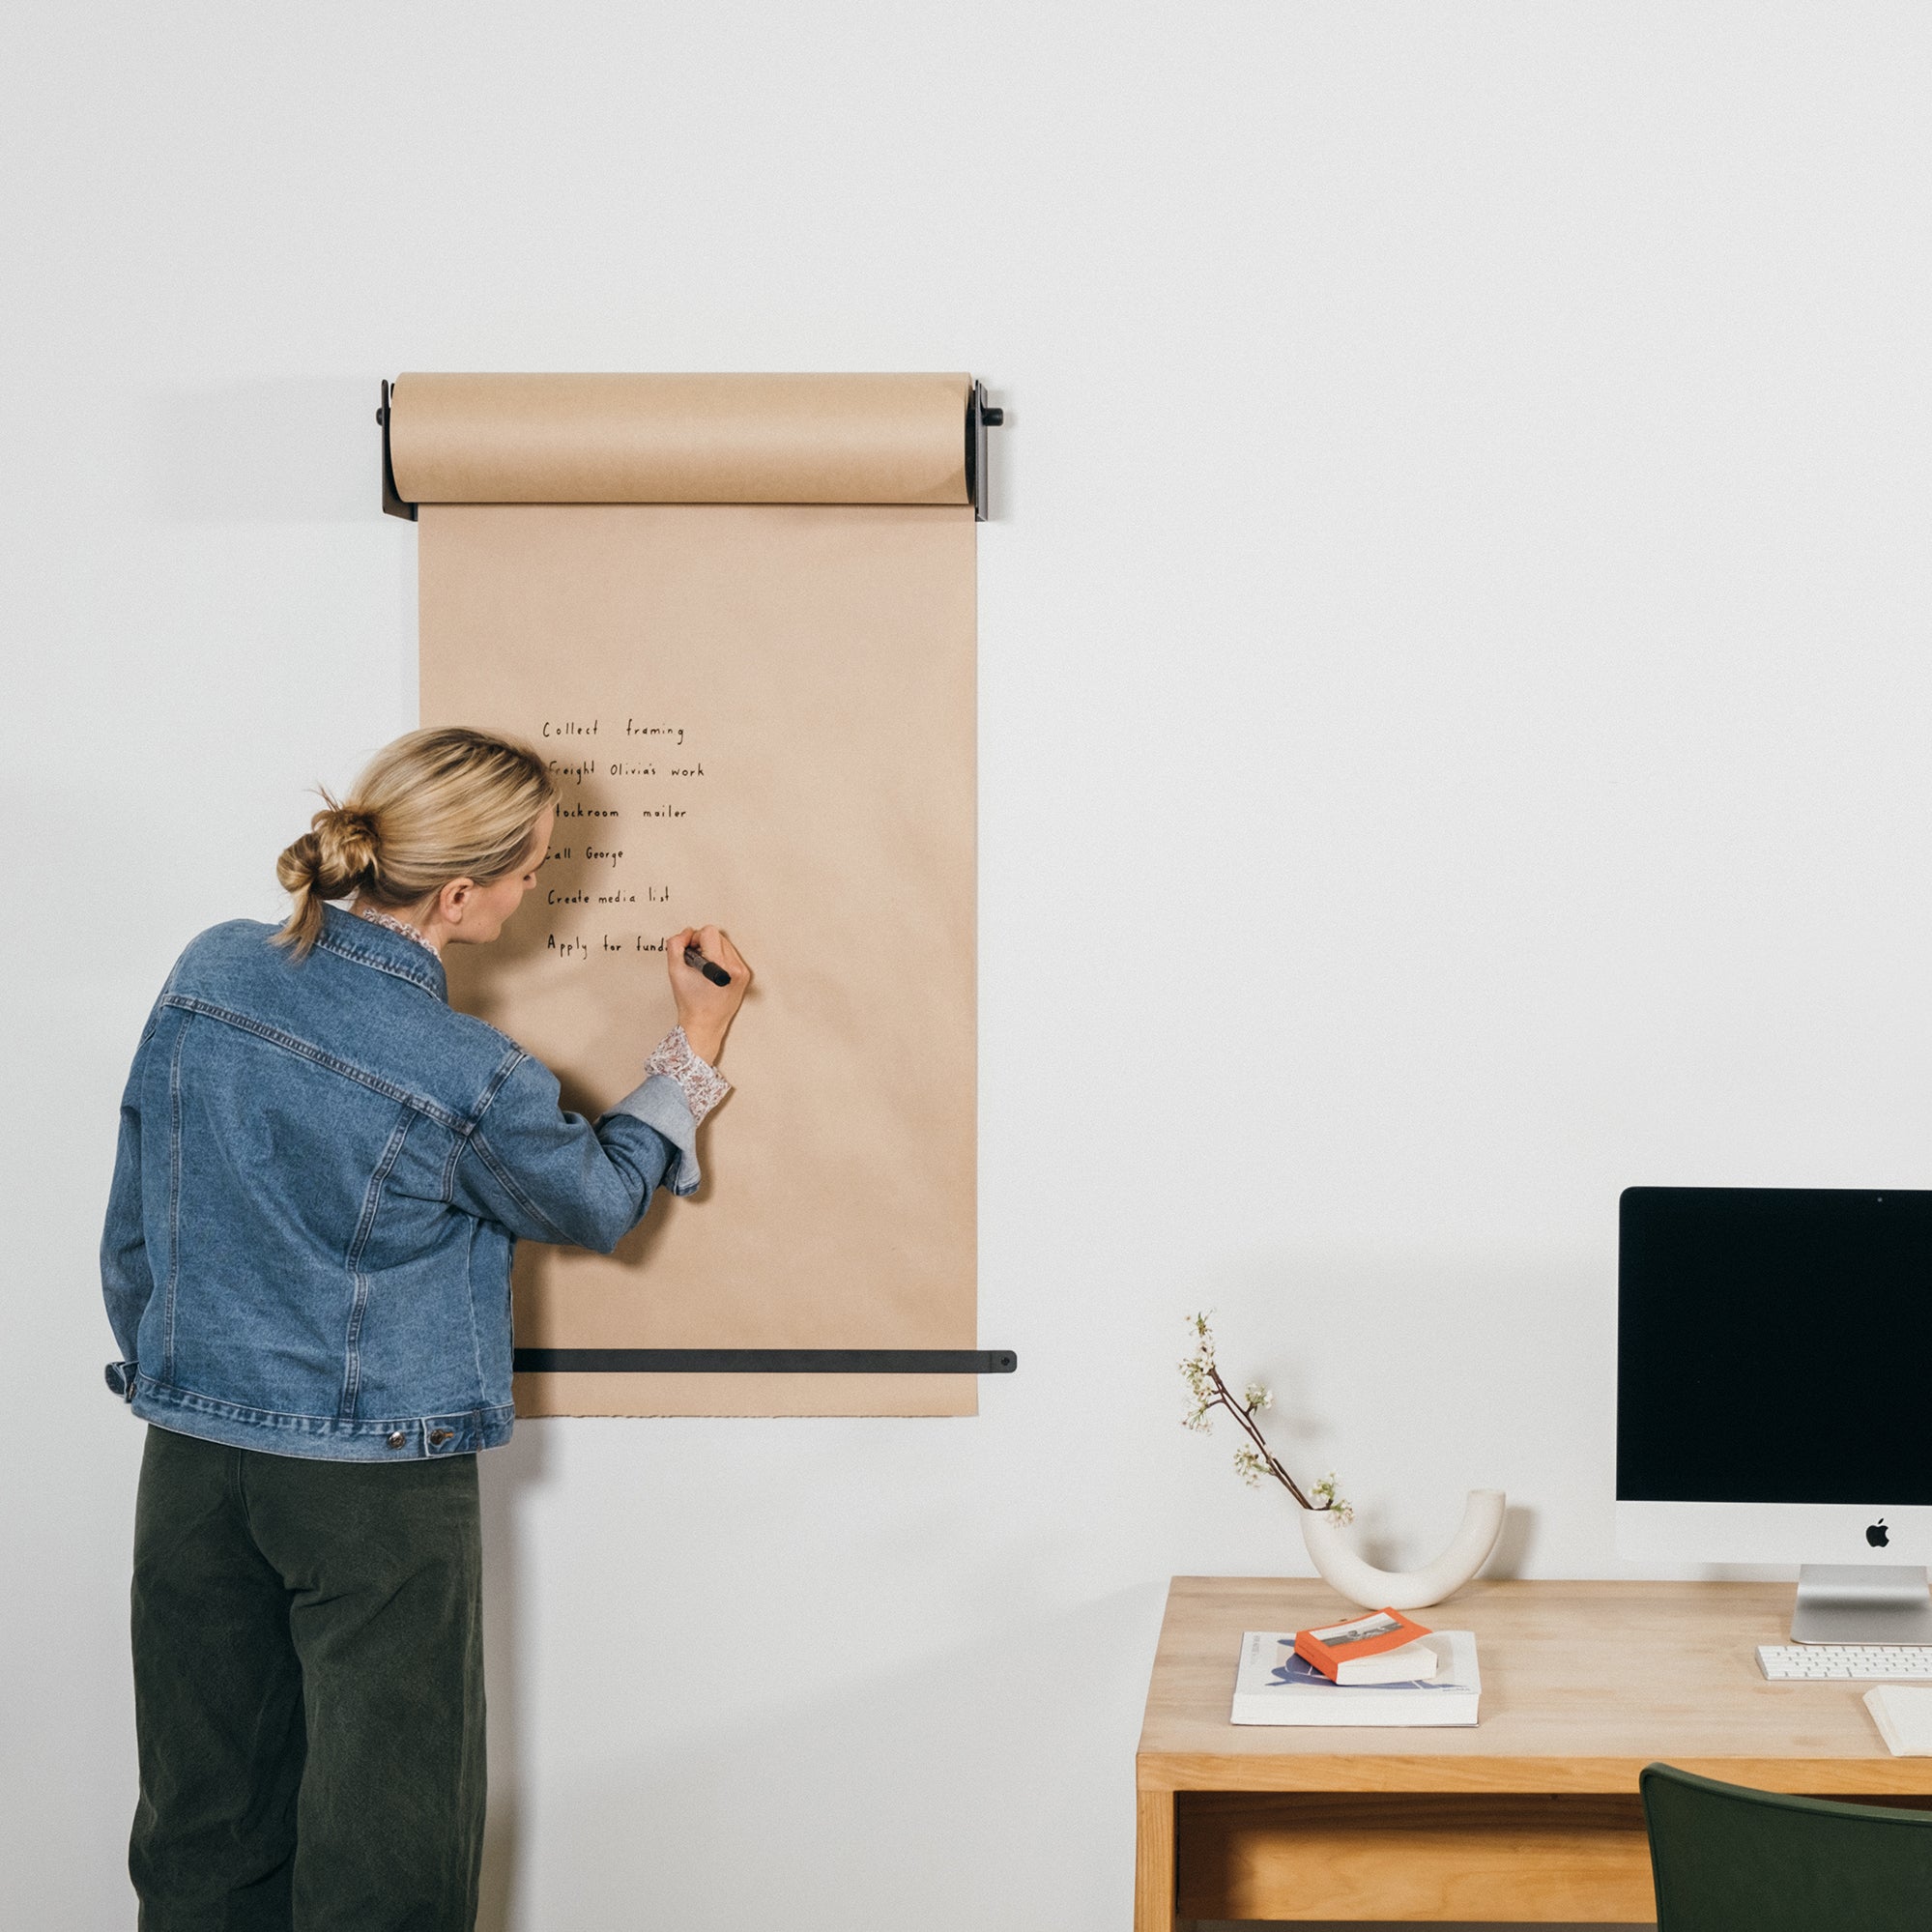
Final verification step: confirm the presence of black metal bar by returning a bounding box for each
[380,379,416,521]
[514,1347,1018,1374]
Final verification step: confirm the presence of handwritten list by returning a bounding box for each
[536,718,700,960]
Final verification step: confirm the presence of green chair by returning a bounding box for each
[1641,1762,1932,1929]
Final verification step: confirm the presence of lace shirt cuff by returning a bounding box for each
[639,1025,731,1121]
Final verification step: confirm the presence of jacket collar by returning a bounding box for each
[314,904,447,1000]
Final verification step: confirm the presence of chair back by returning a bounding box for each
[1642,1762,1932,1931]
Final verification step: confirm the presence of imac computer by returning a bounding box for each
[1617,1185,1932,1644]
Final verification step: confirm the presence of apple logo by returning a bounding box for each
[1868,1520,1890,1549]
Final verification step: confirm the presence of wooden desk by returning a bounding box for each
[1137,1577,1932,1927]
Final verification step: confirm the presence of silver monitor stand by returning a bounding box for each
[1792,1564,1932,1643]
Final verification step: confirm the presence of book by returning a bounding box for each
[1231,1629,1481,1726]
[1328,1636,1441,1686]
[1864,1687,1932,1755]
[1295,1607,1435,1684]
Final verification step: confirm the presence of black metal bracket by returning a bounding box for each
[966,379,1003,522]
[379,379,416,521]
[514,1347,1017,1375]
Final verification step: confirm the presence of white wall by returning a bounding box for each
[7,3,1932,1924]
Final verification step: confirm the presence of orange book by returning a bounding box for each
[1293,1607,1434,1684]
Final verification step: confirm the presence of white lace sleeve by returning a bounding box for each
[640,1025,731,1122]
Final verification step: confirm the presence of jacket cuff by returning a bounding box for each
[104,1361,138,1401]
[604,1074,703,1197]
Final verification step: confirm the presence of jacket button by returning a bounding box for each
[387,1430,406,1449]
[429,1429,453,1448]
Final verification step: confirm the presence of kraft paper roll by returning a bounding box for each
[389,371,972,505]
[410,368,979,1418]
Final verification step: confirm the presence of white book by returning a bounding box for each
[1864,1686,1932,1755]
[1334,1636,1441,1686]
[1231,1629,1481,1726]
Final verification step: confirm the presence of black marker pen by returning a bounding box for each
[682,943,732,988]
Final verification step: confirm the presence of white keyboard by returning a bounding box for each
[1757,1644,1932,1680]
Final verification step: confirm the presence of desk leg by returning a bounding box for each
[1135,1788,1175,1932]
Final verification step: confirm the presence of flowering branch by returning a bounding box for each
[1179,1312,1351,1521]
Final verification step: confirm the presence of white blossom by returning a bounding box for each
[1178,1311,1349,1526]
[1311,1471,1355,1525]
[1179,1312,1220,1432]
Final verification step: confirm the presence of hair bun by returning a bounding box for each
[274,797,379,908]
[274,829,327,895]
[312,803,380,890]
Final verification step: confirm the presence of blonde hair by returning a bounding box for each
[274,727,556,958]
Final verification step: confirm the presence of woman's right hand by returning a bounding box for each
[666,925,752,1066]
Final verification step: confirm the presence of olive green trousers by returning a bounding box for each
[130,1426,485,1931]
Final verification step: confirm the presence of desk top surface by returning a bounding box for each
[1139,1576,1932,1796]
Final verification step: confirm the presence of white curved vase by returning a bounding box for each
[1299,1488,1507,1611]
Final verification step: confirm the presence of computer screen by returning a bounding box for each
[1618,1186,1932,1508]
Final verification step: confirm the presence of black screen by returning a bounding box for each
[1618,1187,1932,1505]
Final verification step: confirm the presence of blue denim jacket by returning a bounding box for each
[101,906,699,1460]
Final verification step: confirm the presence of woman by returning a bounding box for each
[101,726,750,1931]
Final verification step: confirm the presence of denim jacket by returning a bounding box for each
[101,906,700,1460]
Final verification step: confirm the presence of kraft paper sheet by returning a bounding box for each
[403,374,977,1418]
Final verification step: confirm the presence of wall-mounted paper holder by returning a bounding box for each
[381,373,1012,1379]
[381,376,1003,521]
